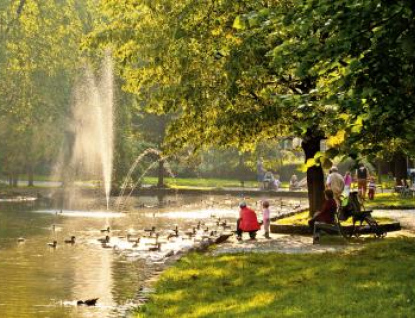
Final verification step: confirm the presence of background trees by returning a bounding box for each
[0,0,87,185]
[89,0,415,213]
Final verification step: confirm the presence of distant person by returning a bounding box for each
[257,158,265,189]
[262,200,271,239]
[263,171,275,190]
[368,176,376,200]
[356,163,368,199]
[344,171,352,197]
[236,201,260,240]
[289,174,299,190]
[308,189,337,244]
[273,175,281,190]
[327,166,344,204]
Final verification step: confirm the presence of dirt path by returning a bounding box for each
[212,209,415,256]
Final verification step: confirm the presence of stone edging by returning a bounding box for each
[369,206,415,210]
[271,222,402,235]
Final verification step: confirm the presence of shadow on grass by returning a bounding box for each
[136,238,415,318]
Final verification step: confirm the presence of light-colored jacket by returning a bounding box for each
[329,172,345,195]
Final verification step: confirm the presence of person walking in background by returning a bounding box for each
[368,176,376,200]
[344,171,352,197]
[326,166,344,205]
[262,200,271,239]
[357,163,368,199]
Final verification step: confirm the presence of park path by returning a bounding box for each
[212,209,415,256]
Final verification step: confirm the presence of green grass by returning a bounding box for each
[276,211,393,226]
[364,192,415,208]
[142,177,289,189]
[136,238,415,317]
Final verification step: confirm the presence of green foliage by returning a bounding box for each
[0,0,92,178]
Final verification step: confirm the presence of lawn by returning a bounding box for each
[136,238,415,317]
[142,177,289,189]
[365,192,415,208]
[276,211,393,226]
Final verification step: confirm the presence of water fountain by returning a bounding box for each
[115,148,178,211]
[55,53,114,210]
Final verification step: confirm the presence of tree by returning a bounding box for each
[0,0,94,185]
[89,0,415,214]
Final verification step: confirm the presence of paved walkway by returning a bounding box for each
[212,209,415,256]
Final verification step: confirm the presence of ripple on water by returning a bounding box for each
[33,210,125,218]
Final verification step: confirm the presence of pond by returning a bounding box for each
[0,194,303,317]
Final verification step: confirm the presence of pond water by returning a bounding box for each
[0,194,303,317]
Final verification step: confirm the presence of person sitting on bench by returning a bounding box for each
[308,189,337,244]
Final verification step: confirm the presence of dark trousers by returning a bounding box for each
[236,219,257,239]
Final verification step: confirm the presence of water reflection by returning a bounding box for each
[0,194,304,317]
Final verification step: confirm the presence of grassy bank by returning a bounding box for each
[143,177,290,189]
[365,193,415,209]
[136,238,415,317]
[276,211,393,226]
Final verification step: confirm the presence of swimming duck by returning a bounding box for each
[148,242,161,252]
[64,236,76,244]
[127,234,140,243]
[77,298,99,306]
[101,242,113,249]
[97,235,110,243]
[144,226,156,236]
[17,237,25,243]
[100,226,110,233]
[47,240,58,248]
[185,227,196,238]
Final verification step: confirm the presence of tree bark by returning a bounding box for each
[394,151,407,185]
[301,131,325,216]
[157,159,165,188]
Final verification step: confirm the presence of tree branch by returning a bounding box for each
[5,0,27,35]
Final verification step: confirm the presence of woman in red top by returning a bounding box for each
[308,189,338,244]
[236,202,260,240]
[308,189,337,228]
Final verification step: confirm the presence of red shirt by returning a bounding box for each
[316,199,337,224]
[239,207,260,231]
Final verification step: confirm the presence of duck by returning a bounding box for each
[148,242,161,252]
[127,234,140,243]
[97,235,110,244]
[144,226,156,236]
[167,226,179,240]
[17,237,25,243]
[100,226,110,233]
[185,227,196,237]
[47,240,58,248]
[64,236,76,244]
[77,298,99,306]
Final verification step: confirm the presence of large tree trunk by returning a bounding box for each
[302,131,325,216]
[157,159,165,188]
[394,151,408,185]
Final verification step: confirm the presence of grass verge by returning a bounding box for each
[365,192,415,209]
[136,238,415,317]
[276,211,393,226]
